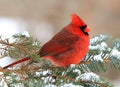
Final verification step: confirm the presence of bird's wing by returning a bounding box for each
[39,29,79,57]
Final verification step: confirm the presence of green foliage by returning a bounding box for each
[82,35,120,72]
[0,34,120,87]
[0,33,40,60]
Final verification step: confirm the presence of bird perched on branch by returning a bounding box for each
[3,14,90,69]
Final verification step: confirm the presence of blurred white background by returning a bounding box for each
[0,0,120,86]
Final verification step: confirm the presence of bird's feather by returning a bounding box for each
[39,29,79,57]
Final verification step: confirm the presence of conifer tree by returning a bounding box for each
[0,33,120,87]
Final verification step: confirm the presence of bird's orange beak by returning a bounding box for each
[84,27,91,32]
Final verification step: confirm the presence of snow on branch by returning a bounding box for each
[0,34,119,87]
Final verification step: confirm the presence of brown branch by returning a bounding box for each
[80,58,111,65]
[0,74,8,84]
[0,38,39,60]
[21,74,108,87]
[0,65,42,76]
[55,75,109,87]
[19,71,109,87]
[0,39,31,54]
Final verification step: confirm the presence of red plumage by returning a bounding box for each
[3,14,90,68]
[39,14,90,66]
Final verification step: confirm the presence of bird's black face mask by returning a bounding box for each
[79,25,89,35]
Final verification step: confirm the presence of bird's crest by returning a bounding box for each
[71,14,86,26]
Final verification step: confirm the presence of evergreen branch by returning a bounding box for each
[0,67,109,87]
[80,58,111,65]
[0,34,119,87]
[0,40,30,54]
[79,57,120,72]
[24,74,109,87]
[0,34,40,59]
[0,67,25,75]
[55,75,108,87]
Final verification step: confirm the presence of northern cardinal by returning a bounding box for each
[3,14,90,69]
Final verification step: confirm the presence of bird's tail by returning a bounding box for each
[3,57,30,69]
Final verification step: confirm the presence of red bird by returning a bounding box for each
[3,14,90,68]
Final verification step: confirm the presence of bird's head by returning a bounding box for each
[71,14,91,35]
